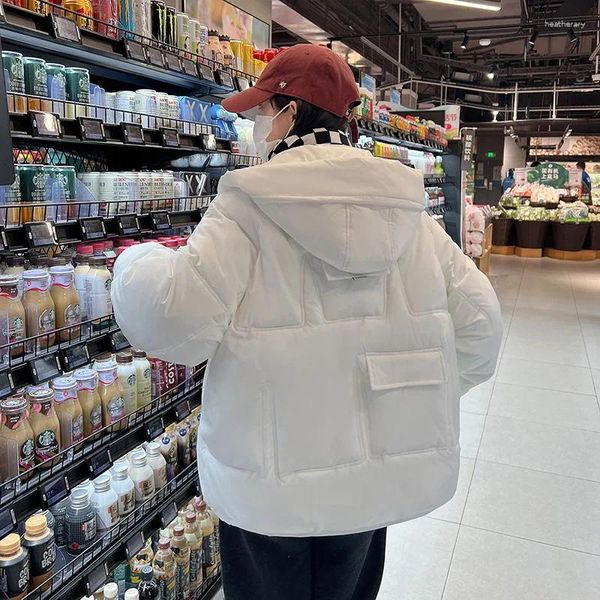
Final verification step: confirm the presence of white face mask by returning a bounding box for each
[252,103,293,162]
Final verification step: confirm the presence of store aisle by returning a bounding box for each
[377,256,600,600]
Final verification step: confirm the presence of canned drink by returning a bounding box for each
[123,172,139,214]
[65,67,90,118]
[161,170,174,211]
[166,7,176,47]
[105,92,116,124]
[230,39,243,71]
[46,63,67,118]
[23,57,51,112]
[176,12,190,52]
[17,164,47,223]
[242,42,254,74]
[77,172,100,215]
[173,179,188,212]
[155,92,169,128]
[63,0,94,30]
[27,0,48,15]
[89,83,106,120]
[98,172,115,216]
[198,25,209,59]
[167,95,180,130]
[133,0,151,39]
[2,51,26,114]
[150,0,166,43]
[93,0,119,38]
[115,90,136,124]
[1,168,22,227]
[189,19,200,57]
[138,171,153,212]
[134,89,157,128]
[150,171,163,209]
[45,166,76,221]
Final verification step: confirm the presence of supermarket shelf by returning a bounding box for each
[0,3,253,96]
[0,369,204,525]
[32,463,206,600]
[424,175,450,186]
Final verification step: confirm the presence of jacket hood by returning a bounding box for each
[221,145,425,274]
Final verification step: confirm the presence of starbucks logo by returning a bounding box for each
[13,317,24,331]
[34,66,45,83]
[79,76,89,90]
[39,430,56,447]
[127,374,136,386]
[32,172,46,188]
[104,279,112,291]
[11,62,24,80]
[21,438,34,460]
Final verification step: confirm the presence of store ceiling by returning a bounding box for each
[272,0,600,122]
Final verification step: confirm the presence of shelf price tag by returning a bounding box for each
[235,76,250,91]
[146,46,166,68]
[146,416,165,441]
[198,64,215,82]
[41,476,70,508]
[124,39,147,63]
[30,353,62,385]
[174,399,191,421]
[216,70,234,89]
[165,53,182,72]
[124,531,145,560]
[121,123,145,145]
[151,211,171,231]
[0,369,14,399]
[78,117,106,141]
[29,111,61,138]
[181,58,198,77]
[87,448,112,478]
[160,502,178,528]
[60,341,90,372]
[160,128,180,148]
[79,217,106,241]
[86,563,108,596]
[49,13,82,44]
[116,213,140,236]
[110,331,130,352]
[24,221,58,248]
[0,508,16,539]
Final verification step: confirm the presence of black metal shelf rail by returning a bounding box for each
[356,116,448,154]
[0,195,217,250]
[0,365,205,517]
[0,1,256,96]
[26,462,204,600]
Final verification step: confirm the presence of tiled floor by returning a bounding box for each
[377,256,600,600]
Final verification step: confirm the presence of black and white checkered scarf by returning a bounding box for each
[269,128,352,160]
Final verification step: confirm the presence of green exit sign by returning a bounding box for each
[486,151,496,158]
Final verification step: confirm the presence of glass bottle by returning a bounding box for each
[152,537,176,600]
[0,395,35,481]
[65,489,96,555]
[3,256,26,299]
[49,264,81,342]
[22,514,56,591]
[96,359,125,428]
[87,257,112,331]
[184,512,203,591]
[132,350,152,407]
[170,525,190,600]
[74,368,102,437]
[116,352,137,414]
[22,269,55,351]
[0,275,26,359]
[52,376,84,448]
[27,388,60,467]
[0,533,29,600]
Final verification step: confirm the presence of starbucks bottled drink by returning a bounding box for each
[52,376,84,448]
[132,350,152,407]
[27,388,60,467]
[0,275,26,359]
[116,352,137,414]
[74,368,102,437]
[96,358,125,428]
[22,270,55,351]
[49,265,81,342]
[0,395,35,481]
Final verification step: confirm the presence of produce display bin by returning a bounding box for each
[551,222,590,252]
[492,218,514,246]
[515,221,549,249]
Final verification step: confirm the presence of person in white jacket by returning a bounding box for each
[112,44,503,600]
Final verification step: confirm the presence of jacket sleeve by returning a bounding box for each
[427,218,503,395]
[111,198,257,366]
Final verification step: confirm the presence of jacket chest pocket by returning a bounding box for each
[364,349,456,456]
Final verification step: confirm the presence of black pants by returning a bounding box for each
[219,520,387,600]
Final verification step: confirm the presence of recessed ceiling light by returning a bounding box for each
[420,0,501,11]
[479,39,492,47]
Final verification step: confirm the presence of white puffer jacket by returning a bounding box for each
[112,144,502,537]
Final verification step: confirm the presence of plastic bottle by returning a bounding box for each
[22,514,56,591]
[73,250,92,335]
[116,352,137,414]
[152,537,176,600]
[74,368,102,437]
[124,588,139,600]
[129,450,155,503]
[90,473,119,534]
[170,526,190,599]
[86,256,112,330]
[110,461,135,517]
[138,565,160,600]
[132,350,152,407]
[65,489,96,555]
[103,582,118,599]
[160,435,178,481]
[146,441,167,490]
[197,500,217,578]
[184,512,203,590]
[96,358,125,428]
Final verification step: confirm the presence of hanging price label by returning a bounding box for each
[60,342,90,372]
[79,217,106,241]
[41,476,70,508]
[181,58,198,76]
[30,354,62,384]
[146,46,166,68]
[24,221,58,247]
[116,213,140,236]
[165,53,182,72]
[78,117,106,141]
[50,13,82,44]
[87,448,112,478]
[198,64,215,82]
[124,39,147,63]
[0,369,14,399]
[30,111,61,138]
[121,123,145,145]
[216,70,234,89]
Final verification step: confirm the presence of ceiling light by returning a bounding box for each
[479,39,492,47]
[528,29,538,47]
[461,33,469,50]
[568,28,578,44]
[420,0,501,11]
[486,64,498,80]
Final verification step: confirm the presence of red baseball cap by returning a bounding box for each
[222,44,360,118]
